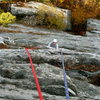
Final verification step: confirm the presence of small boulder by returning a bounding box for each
[11,1,71,30]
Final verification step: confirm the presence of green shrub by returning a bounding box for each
[36,6,66,30]
[0,12,16,25]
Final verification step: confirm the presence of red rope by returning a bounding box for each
[26,47,40,50]
[25,48,44,100]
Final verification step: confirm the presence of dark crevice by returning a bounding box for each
[90,75,100,86]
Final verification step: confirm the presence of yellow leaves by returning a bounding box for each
[0,0,12,3]
[36,5,66,29]
[59,0,99,25]
[72,7,86,24]
[0,12,16,25]
[59,0,64,3]
[84,0,97,5]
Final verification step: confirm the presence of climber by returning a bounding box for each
[47,39,59,50]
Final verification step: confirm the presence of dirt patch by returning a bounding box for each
[28,32,49,35]
[90,75,100,86]
[0,29,22,33]
[0,28,49,35]
[0,44,9,49]
[67,65,100,72]
[67,65,100,86]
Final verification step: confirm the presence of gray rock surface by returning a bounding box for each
[0,49,100,100]
[0,49,77,99]
[87,19,100,34]
[0,19,100,100]
[0,23,100,66]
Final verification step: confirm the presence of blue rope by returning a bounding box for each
[60,49,70,100]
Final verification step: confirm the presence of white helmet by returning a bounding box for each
[53,39,57,42]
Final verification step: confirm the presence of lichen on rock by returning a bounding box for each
[0,12,16,26]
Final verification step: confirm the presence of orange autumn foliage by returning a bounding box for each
[56,0,99,35]
[58,0,99,24]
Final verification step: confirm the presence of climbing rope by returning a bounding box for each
[25,46,70,100]
[60,49,70,100]
[25,48,44,100]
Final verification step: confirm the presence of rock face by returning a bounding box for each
[0,36,15,49]
[0,18,100,100]
[0,49,100,100]
[11,1,71,30]
[0,23,100,66]
[87,18,100,34]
